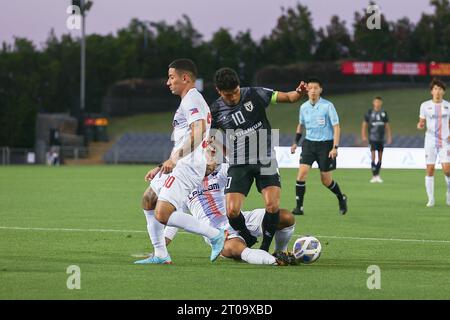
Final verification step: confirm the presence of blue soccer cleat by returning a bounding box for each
[134,254,172,265]
[209,228,228,262]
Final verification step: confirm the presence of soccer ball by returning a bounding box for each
[293,236,322,264]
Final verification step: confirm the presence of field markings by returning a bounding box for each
[1,225,450,244]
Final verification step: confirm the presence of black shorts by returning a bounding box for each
[225,160,281,196]
[299,139,336,172]
[369,141,384,152]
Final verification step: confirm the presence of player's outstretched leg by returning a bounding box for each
[156,201,227,262]
[223,238,295,266]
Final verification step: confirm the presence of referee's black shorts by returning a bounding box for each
[369,140,384,152]
[225,160,281,196]
[299,139,336,172]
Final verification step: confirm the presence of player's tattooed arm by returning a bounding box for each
[160,119,206,174]
[275,81,308,103]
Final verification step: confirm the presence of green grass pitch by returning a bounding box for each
[1,165,450,299]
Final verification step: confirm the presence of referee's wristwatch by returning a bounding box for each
[333,145,339,150]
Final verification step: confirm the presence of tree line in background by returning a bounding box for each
[1,0,450,147]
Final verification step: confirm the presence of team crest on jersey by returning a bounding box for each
[381,112,385,117]
[244,101,254,112]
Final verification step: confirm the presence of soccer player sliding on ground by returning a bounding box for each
[139,149,297,266]
[137,59,226,264]
[417,78,450,207]
[209,68,307,252]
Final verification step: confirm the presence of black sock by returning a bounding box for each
[228,213,255,246]
[327,180,344,201]
[371,161,377,176]
[295,180,306,208]
[260,210,280,252]
[375,162,382,176]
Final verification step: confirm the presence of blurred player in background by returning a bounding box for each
[209,67,307,252]
[138,59,226,264]
[417,78,450,207]
[361,96,392,183]
[291,78,347,216]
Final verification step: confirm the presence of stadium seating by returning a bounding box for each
[104,133,425,164]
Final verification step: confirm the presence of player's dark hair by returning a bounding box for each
[374,96,382,101]
[307,77,322,88]
[214,68,240,91]
[429,78,446,91]
[168,58,198,79]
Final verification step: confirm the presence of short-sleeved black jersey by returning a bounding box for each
[210,87,275,165]
[364,109,389,142]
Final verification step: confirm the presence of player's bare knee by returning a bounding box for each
[226,205,241,218]
[321,175,332,186]
[228,239,246,259]
[154,211,168,225]
[278,209,295,229]
[297,172,307,181]
[265,201,280,214]
[142,188,157,210]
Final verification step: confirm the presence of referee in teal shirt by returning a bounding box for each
[290,78,347,215]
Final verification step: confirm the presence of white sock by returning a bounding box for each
[164,226,179,241]
[425,176,434,201]
[167,210,220,239]
[144,210,168,258]
[274,224,295,252]
[241,247,277,265]
[445,176,450,193]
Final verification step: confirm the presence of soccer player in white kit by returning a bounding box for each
[417,78,450,207]
[159,157,297,266]
[136,59,226,264]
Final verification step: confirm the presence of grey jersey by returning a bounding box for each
[364,109,389,142]
[210,87,275,165]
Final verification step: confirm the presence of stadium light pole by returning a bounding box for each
[76,0,93,112]
[80,0,85,111]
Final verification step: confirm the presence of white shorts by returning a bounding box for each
[225,208,266,243]
[202,209,266,247]
[150,162,204,210]
[425,146,450,165]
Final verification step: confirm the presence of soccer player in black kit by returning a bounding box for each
[361,96,392,183]
[209,67,307,252]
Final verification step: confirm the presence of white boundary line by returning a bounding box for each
[1,226,450,244]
